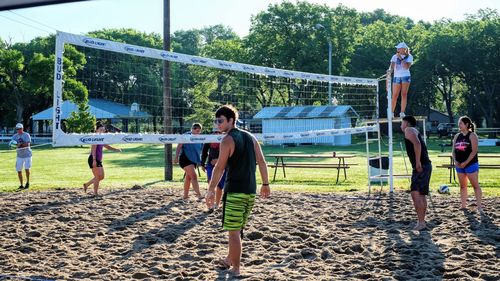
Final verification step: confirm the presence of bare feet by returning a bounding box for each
[228,268,240,276]
[216,257,231,270]
[413,222,427,231]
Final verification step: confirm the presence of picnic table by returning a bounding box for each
[267,153,356,184]
[437,153,500,183]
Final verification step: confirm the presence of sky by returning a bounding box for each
[0,0,498,43]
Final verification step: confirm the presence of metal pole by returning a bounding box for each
[163,0,173,180]
[328,40,332,105]
[387,75,394,193]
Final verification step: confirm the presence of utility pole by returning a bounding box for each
[163,0,173,180]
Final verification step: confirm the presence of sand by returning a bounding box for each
[0,187,498,280]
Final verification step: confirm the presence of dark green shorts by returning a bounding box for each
[222,193,256,231]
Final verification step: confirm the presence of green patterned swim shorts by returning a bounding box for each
[222,192,256,231]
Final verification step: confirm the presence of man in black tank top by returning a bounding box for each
[401,116,432,231]
[205,105,270,276]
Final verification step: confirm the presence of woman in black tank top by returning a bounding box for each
[452,116,482,210]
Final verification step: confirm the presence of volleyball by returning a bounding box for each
[438,184,450,194]
[8,140,17,149]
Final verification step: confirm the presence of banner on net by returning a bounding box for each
[58,31,378,86]
[52,125,378,146]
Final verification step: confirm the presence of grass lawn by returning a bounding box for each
[0,135,498,196]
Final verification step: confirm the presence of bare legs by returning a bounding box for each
[183,164,202,199]
[410,191,427,230]
[17,171,23,187]
[458,171,482,209]
[392,82,410,115]
[84,167,104,196]
[227,230,242,275]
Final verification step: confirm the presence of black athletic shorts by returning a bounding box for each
[88,154,103,169]
[411,163,432,195]
[179,153,197,169]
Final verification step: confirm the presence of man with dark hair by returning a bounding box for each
[401,116,432,231]
[206,104,270,276]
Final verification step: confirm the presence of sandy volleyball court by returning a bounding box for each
[0,187,498,280]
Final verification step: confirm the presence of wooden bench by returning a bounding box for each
[268,163,354,183]
[267,153,356,184]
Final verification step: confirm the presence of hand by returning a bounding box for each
[210,159,218,166]
[416,162,423,173]
[205,189,215,208]
[92,160,97,168]
[260,185,271,199]
[459,162,467,169]
[116,148,122,152]
[174,157,179,164]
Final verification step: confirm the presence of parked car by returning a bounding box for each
[437,123,456,138]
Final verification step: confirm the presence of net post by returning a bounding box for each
[386,75,394,193]
[52,31,65,147]
[163,0,173,181]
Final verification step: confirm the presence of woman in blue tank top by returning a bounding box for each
[452,116,482,210]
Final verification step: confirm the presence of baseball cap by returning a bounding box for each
[395,42,409,49]
[15,123,23,129]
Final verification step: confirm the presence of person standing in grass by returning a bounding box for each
[401,115,432,231]
[12,123,32,190]
[83,122,121,196]
[205,105,270,276]
[452,116,482,211]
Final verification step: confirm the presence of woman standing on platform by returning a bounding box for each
[452,116,482,210]
[388,42,413,118]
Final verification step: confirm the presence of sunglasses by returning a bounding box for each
[214,118,226,125]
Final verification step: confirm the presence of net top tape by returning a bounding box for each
[57,31,378,86]
[53,125,378,146]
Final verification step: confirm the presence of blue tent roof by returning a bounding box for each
[253,105,359,119]
[31,99,150,121]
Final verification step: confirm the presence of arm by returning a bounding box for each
[91,145,97,168]
[207,136,232,192]
[405,128,423,172]
[253,135,270,198]
[201,143,209,167]
[18,134,31,148]
[388,62,395,74]
[451,134,459,165]
[461,133,478,167]
[399,54,412,69]
[104,144,121,152]
[174,143,183,163]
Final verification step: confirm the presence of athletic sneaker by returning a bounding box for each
[18,185,24,190]
[24,182,29,189]
[399,112,406,118]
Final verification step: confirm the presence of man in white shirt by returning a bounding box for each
[12,123,32,189]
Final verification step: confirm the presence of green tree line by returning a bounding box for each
[0,2,498,133]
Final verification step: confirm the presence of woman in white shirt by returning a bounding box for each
[388,42,413,118]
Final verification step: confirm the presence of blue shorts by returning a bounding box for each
[393,76,411,84]
[456,162,479,174]
[206,164,226,189]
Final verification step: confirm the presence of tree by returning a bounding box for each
[455,9,499,128]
